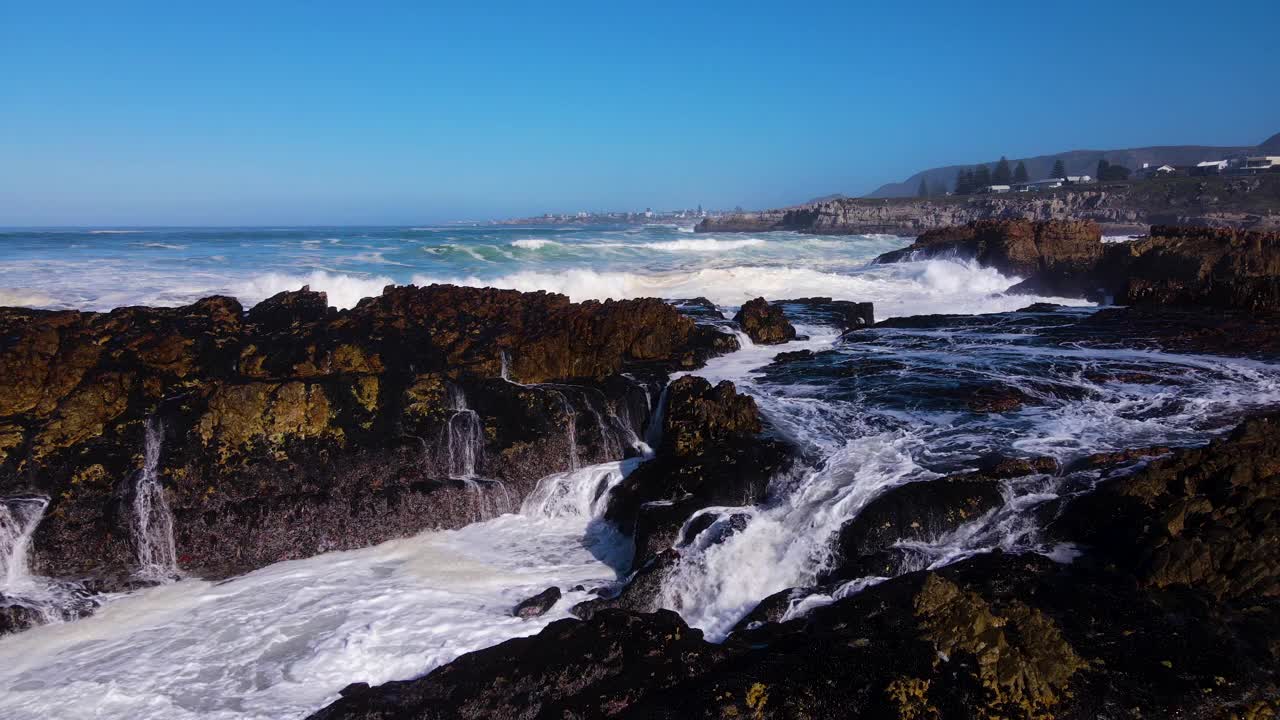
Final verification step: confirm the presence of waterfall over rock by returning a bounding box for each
[1,497,48,592]
[131,417,179,582]
[443,385,484,480]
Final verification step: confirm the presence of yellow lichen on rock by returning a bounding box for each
[746,682,769,716]
[69,463,109,487]
[886,677,938,720]
[352,376,380,414]
[402,374,449,421]
[198,381,337,457]
[0,425,24,465]
[333,344,383,374]
[914,574,1087,720]
[30,372,135,460]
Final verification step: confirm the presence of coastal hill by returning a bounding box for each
[868,132,1280,198]
[695,174,1280,236]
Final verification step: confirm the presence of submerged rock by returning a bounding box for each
[776,297,875,331]
[823,455,1056,582]
[733,297,797,345]
[512,586,562,618]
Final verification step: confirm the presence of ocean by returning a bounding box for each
[0,224,1085,317]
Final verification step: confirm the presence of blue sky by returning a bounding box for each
[2,0,1277,225]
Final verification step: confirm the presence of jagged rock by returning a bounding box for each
[312,551,1280,720]
[603,377,790,570]
[876,219,1106,296]
[571,549,679,620]
[1112,225,1280,312]
[310,417,1280,720]
[307,608,726,720]
[1053,412,1280,600]
[967,385,1032,413]
[669,297,725,321]
[246,285,332,332]
[876,221,1280,314]
[661,376,762,457]
[776,297,875,331]
[823,455,1056,582]
[733,297,797,345]
[512,586,562,618]
[0,285,735,590]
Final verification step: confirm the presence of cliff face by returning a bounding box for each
[0,285,734,592]
[696,175,1280,235]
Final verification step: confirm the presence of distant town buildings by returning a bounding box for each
[1139,164,1177,179]
[506,205,717,226]
[1244,156,1280,173]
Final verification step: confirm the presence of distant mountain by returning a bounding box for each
[867,134,1278,198]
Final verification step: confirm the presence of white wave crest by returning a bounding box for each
[643,238,766,252]
[411,259,1092,318]
[234,271,394,310]
[510,239,562,250]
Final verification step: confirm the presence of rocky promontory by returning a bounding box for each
[876,220,1280,311]
[695,174,1280,236]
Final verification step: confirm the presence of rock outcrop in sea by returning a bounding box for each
[0,284,737,616]
[876,220,1280,311]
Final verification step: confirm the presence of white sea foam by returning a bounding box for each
[510,238,562,249]
[643,238,766,252]
[412,260,1090,319]
[232,271,394,310]
[0,288,58,308]
[0,463,634,720]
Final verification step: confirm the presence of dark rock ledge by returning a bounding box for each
[309,411,1280,719]
[0,284,740,612]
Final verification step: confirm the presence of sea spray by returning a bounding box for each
[131,417,179,581]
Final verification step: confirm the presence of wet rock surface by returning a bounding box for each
[876,219,1107,297]
[312,412,1280,719]
[512,586,562,618]
[822,455,1057,583]
[877,221,1280,316]
[733,297,798,344]
[776,297,875,331]
[603,376,792,571]
[0,285,731,591]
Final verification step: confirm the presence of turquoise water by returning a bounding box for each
[1,224,1083,318]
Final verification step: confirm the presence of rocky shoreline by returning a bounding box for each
[0,285,739,628]
[694,175,1280,236]
[3,223,1280,718]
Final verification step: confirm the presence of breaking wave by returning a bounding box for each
[411,259,1090,318]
